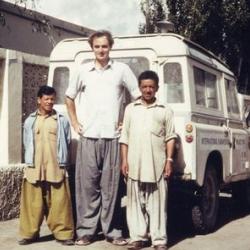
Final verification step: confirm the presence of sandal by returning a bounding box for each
[106,237,128,246]
[56,239,75,245]
[127,240,148,249]
[18,238,36,245]
[154,244,168,250]
[18,234,39,245]
[75,235,93,246]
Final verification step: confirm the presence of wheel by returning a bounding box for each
[232,180,250,208]
[192,167,219,234]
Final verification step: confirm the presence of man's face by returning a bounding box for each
[92,36,111,64]
[139,79,158,103]
[38,94,55,114]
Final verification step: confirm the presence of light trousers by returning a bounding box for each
[127,177,167,246]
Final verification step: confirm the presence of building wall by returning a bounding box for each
[0,1,94,221]
[0,0,94,56]
[0,49,50,221]
[0,165,24,220]
[0,49,49,166]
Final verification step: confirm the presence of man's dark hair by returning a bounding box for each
[37,85,56,98]
[138,70,159,87]
[88,30,114,48]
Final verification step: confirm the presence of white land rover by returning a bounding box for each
[48,33,250,234]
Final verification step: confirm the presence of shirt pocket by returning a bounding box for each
[35,127,41,141]
[48,127,57,141]
[150,121,165,137]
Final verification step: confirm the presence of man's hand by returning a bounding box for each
[117,122,123,132]
[120,161,129,177]
[72,122,83,135]
[164,160,173,179]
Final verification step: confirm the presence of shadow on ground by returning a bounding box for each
[167,191,250,248]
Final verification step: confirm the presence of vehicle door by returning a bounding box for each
[225,78,249,178]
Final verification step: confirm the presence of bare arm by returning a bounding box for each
[65,96,83,134]
[120,143,129,177]
[164,138,175,178]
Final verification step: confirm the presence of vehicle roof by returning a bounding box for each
[50,33,233,76]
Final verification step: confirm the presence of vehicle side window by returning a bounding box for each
[163,62,184,103]
[53,67,69,104]
[194,66,218,109]
[225,79,239,114]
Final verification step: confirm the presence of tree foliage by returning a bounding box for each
[6,0,37,9]
[140,0,250,94]
[139,0,166,33]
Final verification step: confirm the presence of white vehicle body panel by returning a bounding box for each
[48,33,250,187]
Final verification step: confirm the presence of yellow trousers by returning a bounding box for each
[19,178,74,240]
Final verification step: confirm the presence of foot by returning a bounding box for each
[154,244,168,250]
[127,240,148,250]
[56,239,75,245]
[75,235,93,246]
[106,237,128,246]
[18,237,38,245]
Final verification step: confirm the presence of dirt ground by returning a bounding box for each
[1,194,250,250]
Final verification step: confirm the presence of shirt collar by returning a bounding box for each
[87,59,113,71]
[134,98,165,108]
[36,109,57,119]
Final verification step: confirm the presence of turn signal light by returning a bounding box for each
[185,124,193,133]
[185,135,193,143]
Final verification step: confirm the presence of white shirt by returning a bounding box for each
[65,60,139,138]
[119,99,177,182]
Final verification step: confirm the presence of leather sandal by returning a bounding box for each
[106,237,128,246]
[154,244,168,250]
[127,240,148,250]
[75,235,93,246]
[18,234,39,245]
[56,239,75,245]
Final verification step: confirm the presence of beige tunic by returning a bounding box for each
[119,99,176,183]
[24,113,66,183]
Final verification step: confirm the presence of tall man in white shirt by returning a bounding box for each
[65,30,139,246]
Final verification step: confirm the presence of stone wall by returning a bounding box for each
[0,165,24,221]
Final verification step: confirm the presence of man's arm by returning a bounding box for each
[120,143,129,177]
[119,104,131,177]
[65,96,82,135]
[164,138,175,178]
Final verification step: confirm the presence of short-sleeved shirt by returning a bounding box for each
[65,59,139,139]
[24,112,66,183]
[119,99,177,183]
